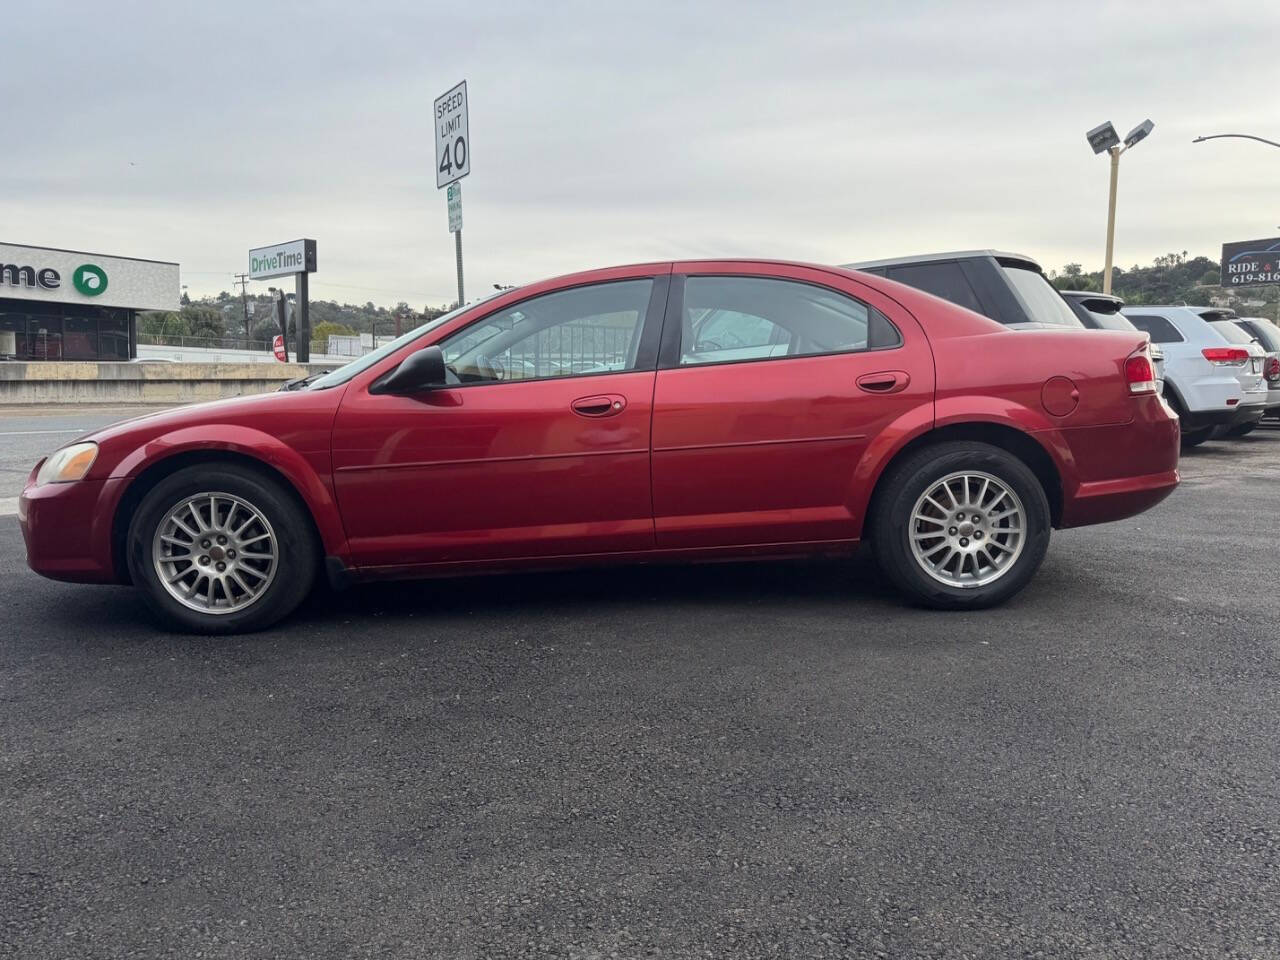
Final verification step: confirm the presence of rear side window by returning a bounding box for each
[1002,266,1083,328]
[1127,314,1185,344]
[1209,319,1256,346]
[1240,319,1280,352]
[677,276,900,367]
[886,262,984,315]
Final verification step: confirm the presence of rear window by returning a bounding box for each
[1084,310,1138,332]
[886,262,985,315]
[1003,266,1083,328]
[1210,319,1256,346]
[1127,314,1185,344]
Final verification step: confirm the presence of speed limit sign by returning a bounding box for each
[434,80,470,189]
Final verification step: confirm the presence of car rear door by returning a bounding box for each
[649,262,933,549]
[330,268,670,570]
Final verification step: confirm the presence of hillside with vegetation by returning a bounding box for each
[1049,251,1278,315]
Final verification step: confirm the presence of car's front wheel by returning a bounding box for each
[870,442,1051,610]
[126,464,318,634]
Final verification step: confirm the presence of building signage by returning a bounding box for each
[447,181,463,233]
[0,242,178,311]
[248,239,317,281]
[434,80,470,189]
[1221,238,1280,287]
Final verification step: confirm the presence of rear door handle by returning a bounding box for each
[856,371,910,394]
[571,394,627,417]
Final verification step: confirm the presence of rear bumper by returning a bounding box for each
[1183,403,1265,432]
[19,471,129,584]
[1056,402,1180,528]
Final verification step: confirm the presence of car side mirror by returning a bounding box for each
[380,345,448,394]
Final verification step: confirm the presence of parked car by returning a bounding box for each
[1234,316,1280,420]
[841,250,1085,330]
[1060,291,1165,394]
[1123,305,1268,445]
[21,260,1178,633]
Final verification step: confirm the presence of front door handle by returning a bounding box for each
[856,371,910,394]
[571,394,627,417]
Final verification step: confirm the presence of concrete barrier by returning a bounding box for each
[0,362,337,405]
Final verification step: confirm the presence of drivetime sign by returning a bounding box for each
[1221,237,1280,286]
[434,80,470,189]
[249,239,317,281]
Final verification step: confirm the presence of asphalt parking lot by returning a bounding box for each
[2,407,1279,959]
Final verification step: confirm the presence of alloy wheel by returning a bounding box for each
[152,492,279,614]
[907,471,1026,589]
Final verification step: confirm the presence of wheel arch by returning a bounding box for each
[862,422,1064,535]
[111,445,342,584]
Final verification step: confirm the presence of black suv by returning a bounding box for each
[841,250,1084,330]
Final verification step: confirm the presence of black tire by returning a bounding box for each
[1224,421,1257,438]
[126,464,319,634]
[1180,427,1213,448]
[870,441,1051,610]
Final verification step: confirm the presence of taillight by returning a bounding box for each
[1202,346,1249,365]
[1125,351,1157,394]
[1267,356,1280,382]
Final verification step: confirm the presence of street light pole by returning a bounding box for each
[1192,133,1280,150]
[1086,119,1154,296]
[1103,146,1121,295]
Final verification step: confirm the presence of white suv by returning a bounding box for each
[1123,306,1268,446]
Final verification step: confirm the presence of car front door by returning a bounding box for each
[331,269,670,570]
[650,263,933,549]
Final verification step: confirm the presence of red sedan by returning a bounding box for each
[20,260,1179,633]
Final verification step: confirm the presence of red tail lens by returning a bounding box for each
[1202,346,1249,365]
[1267,356,1280,382]
[1124,353,1157,394]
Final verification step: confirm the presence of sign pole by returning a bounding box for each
[296,270,310,363]
[454,229,465,307]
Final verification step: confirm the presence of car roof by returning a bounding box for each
[841,250,1044,271]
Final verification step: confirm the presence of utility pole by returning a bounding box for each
[233,273,251,339]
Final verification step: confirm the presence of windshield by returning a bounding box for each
[1003,265,1084,327]
[306,291,507,390]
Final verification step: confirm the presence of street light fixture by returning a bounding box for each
[1086,118,1155,294]
[1192,132,1280,150]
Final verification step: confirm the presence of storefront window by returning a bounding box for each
[0,314,24,359]
[27,318,63,360]
[99,314,130,360]
[64,316,98,359]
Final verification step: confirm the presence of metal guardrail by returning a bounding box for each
[138,333,273,351]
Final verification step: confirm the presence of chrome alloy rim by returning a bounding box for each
[907,471,1026,589]
[152,492,278,614]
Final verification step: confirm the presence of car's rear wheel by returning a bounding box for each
[1180,427,1213,448]
[126,464,318,634]
[1224,421,1257,438]
[870,442,1051,610]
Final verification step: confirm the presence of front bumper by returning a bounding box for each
[20,469,129,584]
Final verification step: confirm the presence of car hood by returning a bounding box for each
[81,390,327,447]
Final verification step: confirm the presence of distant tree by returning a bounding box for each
[312,321,357,341]
[181,305,226,339]
[139,311,188,337]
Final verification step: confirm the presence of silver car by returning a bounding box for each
[1235,317,1280,421]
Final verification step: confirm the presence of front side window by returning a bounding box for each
[1127,315,1185,344]
[441,279,652,384]
[678,276,899,367]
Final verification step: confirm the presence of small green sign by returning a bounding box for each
[73,263,108,297]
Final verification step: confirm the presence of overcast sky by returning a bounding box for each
[7,1,1279,306]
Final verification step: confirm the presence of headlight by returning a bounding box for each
[36,442,99,485]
